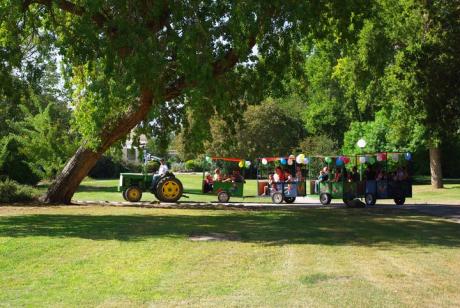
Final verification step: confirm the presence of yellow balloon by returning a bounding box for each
[238,160,244,168]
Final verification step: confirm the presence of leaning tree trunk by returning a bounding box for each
[43,89,154,204]
[429,147,443,189]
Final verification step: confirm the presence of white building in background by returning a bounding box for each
[121,131,179,164]
[121,133,148,164]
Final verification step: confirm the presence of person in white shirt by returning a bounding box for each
[158,159,169,175]
[152,159,169,189]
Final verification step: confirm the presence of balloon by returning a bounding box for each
[405,152,412,161]
[288,159,293,165]
[303,157,309,164]
[205,156,212,163]
[296,154,305,164]
[336,158,344,166]
[359,156,366,164]
[343,156,351,164]
[325,157,332,164]
[261,158,268,165]
[280,158,287,165]
[391,153,399,161]
[238,160,244,168]
[245,160,251,168]
[377,153,383,161]
[368,156,376,165]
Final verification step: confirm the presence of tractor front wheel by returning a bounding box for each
[126,186,142,202]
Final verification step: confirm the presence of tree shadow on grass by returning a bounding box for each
[77,185,119,193]
[0,209,459,247]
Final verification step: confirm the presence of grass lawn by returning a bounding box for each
[0,205,459,306]
[69,174,460,204]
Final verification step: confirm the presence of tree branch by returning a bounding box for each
[24,0,107,28]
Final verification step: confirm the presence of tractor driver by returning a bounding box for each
[151,159,169,189]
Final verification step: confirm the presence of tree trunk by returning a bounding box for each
[43,89,154,204]
[429,147,443,189]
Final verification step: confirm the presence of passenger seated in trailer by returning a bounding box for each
[203,172,214,193]
[274,166,286,182]
[332,168,342,182]
[349,166,360,182]
[213,168,223,182]
[395,167,409,181]
[376,168,386,181]
[295,166,303,181]
[224,169,244,183]
[262,174,277,196]
[284,169,294,182]
[314,167,329,193]
[365,166,376,181]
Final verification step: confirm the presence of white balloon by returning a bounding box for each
[359,156,366,164]
[288,159,293,165]
[262,158,268,165]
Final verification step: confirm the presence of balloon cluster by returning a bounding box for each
[239,160,251,168]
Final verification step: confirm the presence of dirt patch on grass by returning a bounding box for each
[189,232,241,242]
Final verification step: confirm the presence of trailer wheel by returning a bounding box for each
[365,193,376,206]
[394,197,405,205]
[126,186,142,202]
[320,193,331,205]
[217,191,230,203]
[271,192,284,204]
[284,197,296,204]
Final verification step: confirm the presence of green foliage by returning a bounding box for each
[299,135,339,156]
[204,99,306,159]
[0,179,40,203]
[184,159,203,172]
[0,136,41,185]
[145,160,160,174]
[89,156,128,179]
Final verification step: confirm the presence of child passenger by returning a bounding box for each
[262,174,277,196]
[273,166,285,182]
[204,172,214,193]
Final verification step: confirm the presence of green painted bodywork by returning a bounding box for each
[212,181,244,197]
[118,173,153,192]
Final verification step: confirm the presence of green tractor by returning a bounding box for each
[118,171,184,203]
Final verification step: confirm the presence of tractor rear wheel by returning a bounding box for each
[156,177,183,202]
[126,186,142,202]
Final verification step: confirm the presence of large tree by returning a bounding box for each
[2,1,367,203]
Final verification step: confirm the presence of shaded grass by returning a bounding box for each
[0,206,459,307]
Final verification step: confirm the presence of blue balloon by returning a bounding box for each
[336,158,344,166]
[280,158,287,165]
[405,152,412,161]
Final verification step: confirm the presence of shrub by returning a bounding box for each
[89,156,126,178]
[171,162,186,172]
[0,136,41,185]
[0,179,40,203]
[146,160,160,173]
[185,160,196,171]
